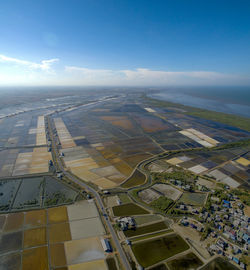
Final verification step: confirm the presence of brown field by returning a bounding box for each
[92,177,117,189]
[49,222,71,243]
[101,116,134,130]
[114,161,133,176]
[50,243,67,267]
[134,115,170,133]
[121,169,146,188]
[22,246,49,270]
[99,149,117,160]
[244,205,250,218]
[68,259,108,270]
[4,212,24,232]
[48,206,68,224]
[123,153,152,167]
[25,209,46,228]
[23,227,47,248]
[0,215,6,230]
[64,237,104,265]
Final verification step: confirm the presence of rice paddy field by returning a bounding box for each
[131,234,189,268]
[49,94,250,191]
[133,214,162,225]
[167,252,203,270]
[200,257,239,270]
[149,264,167,270]
[124,221,168,238]
[0,176,79,212]
[165,146,250,189]
[0,200,109,270]
[152,184,182,201]
[179,192,207,206]
[112,203,149,216]
[0,112,54,177]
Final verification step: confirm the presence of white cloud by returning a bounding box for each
[0,54,59,71]
[0,53,249,86]
[64,66,240,86]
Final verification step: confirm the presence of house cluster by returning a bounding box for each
[199,197,249,246]
[117,216,136,231]
[177,203,200,215]
[170,179,192,191]
[200,195,249,270]
[180,217,204,232]
[209,238,247,269]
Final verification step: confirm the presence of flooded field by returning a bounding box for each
[0,176,79,212]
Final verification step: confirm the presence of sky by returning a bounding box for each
[0,0,250,86]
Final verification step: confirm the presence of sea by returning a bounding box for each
[149,86,250,118]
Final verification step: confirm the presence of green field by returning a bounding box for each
[200,257,239,270]
[118,193,131,204]
[131,234,189,267]
[179,192,206,206]
[150,196,173,212]
[121,169,146,188]
[134,214,162,225]
[167,252,203,270]
[106,257,118,270]
[124,221,168,237]
[132,230,173,242]
[149,264,167,270]
[187,109,250,132]
[112,203,149,216]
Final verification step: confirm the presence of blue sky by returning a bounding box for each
[0,0,250,86]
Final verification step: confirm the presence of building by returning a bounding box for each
[101,238,112,252]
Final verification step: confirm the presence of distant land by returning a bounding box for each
[150,86,250,118]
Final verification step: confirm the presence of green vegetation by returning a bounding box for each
[152,169,196,184]
[131,234,189,268]
[118,193,131,204]
[167,252,203,270]
[134,214,162,225]
[200,257,239,270]
[231,189,250,206]
[112,203,149,216]
[144,94,250,132]
[179,192,206,206]
[106,257,118,270]
[201,225,212,241]
[44,192,73,206]
[149,264,167,270]
[187,109,250,132]
[124,221,168,237]
[121,169,146,188]
[132,230,173,242]
[150,196,173,213]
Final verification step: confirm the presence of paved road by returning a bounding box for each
[47,115,131,270]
